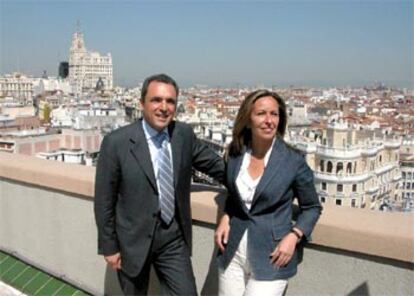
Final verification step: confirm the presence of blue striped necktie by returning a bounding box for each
[155,132,175,224]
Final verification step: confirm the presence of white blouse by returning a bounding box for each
[235,143,274,210]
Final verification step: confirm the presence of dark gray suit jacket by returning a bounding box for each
[94,119,225,277]
[218,137,322,280]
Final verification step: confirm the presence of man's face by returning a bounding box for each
[141,81,177,131]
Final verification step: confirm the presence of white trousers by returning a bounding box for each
[218,231,288,296]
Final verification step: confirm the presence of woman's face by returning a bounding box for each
[249,96,279,143]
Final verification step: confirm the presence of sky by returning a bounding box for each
[0,0,413,88]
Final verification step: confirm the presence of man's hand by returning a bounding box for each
[105,252,121,270]
[215,214,230,252]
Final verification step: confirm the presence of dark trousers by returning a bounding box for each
[117,217,197,296]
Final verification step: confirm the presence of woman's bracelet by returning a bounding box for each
[290,228,302,241]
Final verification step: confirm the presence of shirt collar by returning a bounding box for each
[264,137,276,165]
[142,119,169,142]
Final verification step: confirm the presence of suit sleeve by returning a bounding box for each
[94,135,121,255]
[223,193,237,218]
[191,129,225,184]
[292,158,322,239]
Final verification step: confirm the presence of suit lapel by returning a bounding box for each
[129,120,157,192]
[228,150,250,213]
[168,122,182,188]
[228,152,243,187]
[250,138,285,208]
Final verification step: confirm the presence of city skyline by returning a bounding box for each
[0,0,413,88]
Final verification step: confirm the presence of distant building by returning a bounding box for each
[33,77,72,96]
[0,114,40,132]
[400,138,414,212]
[291,122,402,211]
[71,105,126,130]
[287,100,311,126]
[37,148,93,166]
[0,128,102,156]
[68,27,113,95]
[0,73,34,104]
[400,155,414,212]
[59,62,69,79]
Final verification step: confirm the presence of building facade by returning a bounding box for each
[400,156,414,211]
[291,122,402,211]
[0,128,102,156]
[0,73,34,104]
[400,138,414,211]
[68,28,113,95]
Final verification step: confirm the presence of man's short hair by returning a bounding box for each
[141,73,179,101]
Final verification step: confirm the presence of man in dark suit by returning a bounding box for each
[94,73,225,295]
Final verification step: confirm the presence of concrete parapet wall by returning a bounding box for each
[1,152,413,295]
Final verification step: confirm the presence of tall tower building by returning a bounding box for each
[68,25,113,96]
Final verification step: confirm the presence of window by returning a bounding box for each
[379,155,382,163]
[336,199,342,206]
[327,161,333,173]
[321,197,326,203]
[336,162,344,174]
[322,182,327,190]
[347,163,352,174]
[320,160,325,172]
[351,199,356,207]
[352,184,357,192]
[337,184,343,192]
[402,172,406,179]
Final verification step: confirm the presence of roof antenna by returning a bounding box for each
[76,19,81,34]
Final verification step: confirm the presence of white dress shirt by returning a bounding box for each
[142,119,174,193]
[236,142,273,210]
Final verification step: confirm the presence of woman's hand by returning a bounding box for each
[215,214,230,252]
[270,232,298,268]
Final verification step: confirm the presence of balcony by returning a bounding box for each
[0,152,413,295]
[366,185,380,194]
[316,145,362,159]
[384,139,401,149]
[317,191,365,200]
[374,163,397,175]
[361,145,382,157]
[315,171,371,183]
[393,174,402,181]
